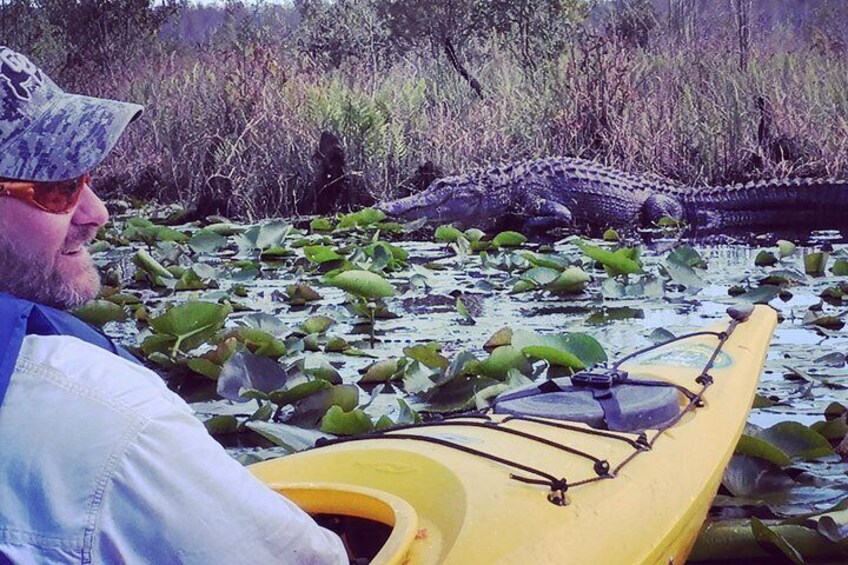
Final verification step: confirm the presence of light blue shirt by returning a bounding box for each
[0,334,347,564]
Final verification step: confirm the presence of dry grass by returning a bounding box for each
[86,29,848,218]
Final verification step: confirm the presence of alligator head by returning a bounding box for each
[377,173,514,230]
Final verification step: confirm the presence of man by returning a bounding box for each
[0,47,347,564]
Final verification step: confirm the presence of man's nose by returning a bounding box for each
[71,182,109,228]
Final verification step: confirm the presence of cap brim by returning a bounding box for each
[0,93,143,181]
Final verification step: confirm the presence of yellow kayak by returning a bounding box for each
[250,305,777,564]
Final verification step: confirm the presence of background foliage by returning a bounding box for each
[2,0,848,218]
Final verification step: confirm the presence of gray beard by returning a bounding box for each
[0,234,100,309]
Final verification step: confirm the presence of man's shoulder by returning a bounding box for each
[14,333,190,421]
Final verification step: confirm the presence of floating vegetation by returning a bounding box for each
[90,203,848,561]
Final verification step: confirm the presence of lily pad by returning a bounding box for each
[301,315,335,335]
[327,270,395,299]
[492,231,527,248]
[476,346,532,380]
[245,421,330,452]
[484,327,513,351]
[578,242,643,276]
[289,384,360,427]
[805,252,828,276]
[189,230,227,253]
[778,240,797,257]
[751,517,805,565]
[359,358,404,383]
[546,266,591,294]
[217,351,289,402]
[304,245,343,264]
[403,343,449,370]
[269,379,332,406]
[435,224,464,243]
[754,422,835,461]
[147,301,231,354]
[73,300,127,327]
[320,406,374,435]
[337,208,386,228]
[755,250,779,267]
[512,329,607,369]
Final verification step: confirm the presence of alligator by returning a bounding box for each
[376,157,848,234]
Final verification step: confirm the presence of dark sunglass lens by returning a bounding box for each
[33,179,80,212]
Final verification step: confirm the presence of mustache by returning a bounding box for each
[61,226,99,252]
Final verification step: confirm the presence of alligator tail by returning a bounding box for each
[682,177,848,230]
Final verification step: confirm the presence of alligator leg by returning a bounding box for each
[522,199,574,232]
[640,193,684,225]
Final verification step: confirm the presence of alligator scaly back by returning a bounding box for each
[681,177,848,230]
[378,156,848,233]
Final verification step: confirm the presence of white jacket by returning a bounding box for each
[0,334,347,564]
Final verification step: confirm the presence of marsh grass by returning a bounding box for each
[88,28,848,218]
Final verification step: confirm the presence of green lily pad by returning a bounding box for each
[320,406,374,435]
[289,384,360,427]
[204,415,239,435]
[301,315,335,335]
[310,217,334,232]
[755,250,779,267]
[521,251,569,270]
[578,242,643,276]
[511,280,537,294]
[476,346,532,380]
[327,270,395,299]
[511,330,607,369]
[147,301,231,354]
[523,266,560,286]
[286,283,322,305]
[735,434,793,466]
[187,357,222,380]
[73,300,127,327]
[832,259,848,276]
[754,422,835,461]
[751,517,805,565]
[133,248,174,280]
[805,252,828,276]
[403,343,449,370]
[464,228,486,242]
[303,355,342,384]
[359,359,404,383]
[269,379,332,406]
[256,220,293,250]
[546,266,591,294]
[337,208,386,228]
[484,327,513,351]
[492,230,527,248]
[304,245,343,264]
[778,240,797,257]
[435,224,464,243]
[602,228,620,241]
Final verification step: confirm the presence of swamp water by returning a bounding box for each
[91,213,848,560]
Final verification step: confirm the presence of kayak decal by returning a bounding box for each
[639,343,732,369]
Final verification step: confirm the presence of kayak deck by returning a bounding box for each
[250,305,777,564]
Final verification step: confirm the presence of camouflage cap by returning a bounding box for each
[0,46,143,182]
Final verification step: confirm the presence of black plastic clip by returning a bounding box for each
[695,373,714,386]
[571,369,629,389]
[547,478,570,506]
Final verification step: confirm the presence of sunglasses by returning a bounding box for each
[0,173,91,214]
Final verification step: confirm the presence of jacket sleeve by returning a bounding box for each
[93,400,348,565]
